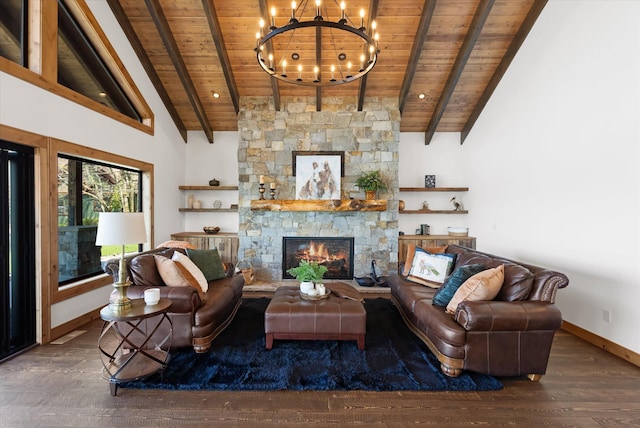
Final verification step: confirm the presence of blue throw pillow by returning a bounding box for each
[432,263,487,306]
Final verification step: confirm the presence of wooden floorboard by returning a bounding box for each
[1,298,640,427]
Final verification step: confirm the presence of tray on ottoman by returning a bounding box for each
[264,284,366,350]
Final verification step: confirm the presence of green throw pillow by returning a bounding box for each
[186,248,226,282]
[432,263,486,307]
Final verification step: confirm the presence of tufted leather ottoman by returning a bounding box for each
[265,285,366,350]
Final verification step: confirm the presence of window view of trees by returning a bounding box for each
[57,155,141,285]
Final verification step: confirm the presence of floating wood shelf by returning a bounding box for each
[399,187,469,192]
[250,199,387,212]
[400,210,468,214]
[179,208,238,212]
[179,185,238,190]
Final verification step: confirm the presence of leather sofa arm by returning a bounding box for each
[455,300,563,332]
[127,285,200,314]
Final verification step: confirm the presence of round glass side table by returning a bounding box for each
[98,298,172,396]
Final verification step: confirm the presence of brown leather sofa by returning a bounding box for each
[390,245,569,380]
[104,247,244,353]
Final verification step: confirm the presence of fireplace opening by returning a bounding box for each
[282,237,354,280]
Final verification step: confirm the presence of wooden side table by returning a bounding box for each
[98,299,172,396]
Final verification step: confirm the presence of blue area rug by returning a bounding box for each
[123,298,502,391]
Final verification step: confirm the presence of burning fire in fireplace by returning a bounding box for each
[283,237,354,280]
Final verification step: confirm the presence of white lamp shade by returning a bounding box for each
[95,212,147,246]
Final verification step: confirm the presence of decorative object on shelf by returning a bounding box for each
[425,175,436,188]
[213,200,222,209]
[230,204,238,210]
[187,194,195,209]
[192,200,202,209]
[293,151,343,200]
[254,0,380,87]
[420,224,430,236]
[448,227,469,237]
[237,259,255,285]
[355,170,387,200]
[95,212,147,309]
[259,183,266,200]
[208,178,220,186]
[450,196,463,211]
[203,226,220,235]
[415,228,422,235]
[422,201,430,211]
[399,200,405,211]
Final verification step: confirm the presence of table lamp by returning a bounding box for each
[95,212,147,308]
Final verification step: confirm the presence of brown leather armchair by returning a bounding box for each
[104,247,244,353]
[390,245,569,380]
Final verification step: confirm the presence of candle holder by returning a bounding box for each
[270,187,276,199]
[259,183,266,200]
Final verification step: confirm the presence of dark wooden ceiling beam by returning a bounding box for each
[398,0,436,114]
[201,0,239,114]
[357,0,379,112]
[258,0,281,111]
[460,0,548,144]
[106,0,187,143]
[144,0,215,143]
[424,0,495,145]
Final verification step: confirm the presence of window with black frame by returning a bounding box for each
[57,155,142,286]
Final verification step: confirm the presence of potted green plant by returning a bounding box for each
[286,259,328,294]
[355,170,387,200]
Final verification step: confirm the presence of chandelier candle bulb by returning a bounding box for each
[359,54,365,71]
[270,7,276,28]
[282,59,287,76]
[360,9,365,29]
[347,61,352,78]
[297,64,302,81]
[316,0,321,18]
[330,64,335,81]
[340,1,345,21]
[314,66,319,82]
[291,1,296,20]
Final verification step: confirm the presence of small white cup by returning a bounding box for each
[144,288,160,305]
[299,281,314,294]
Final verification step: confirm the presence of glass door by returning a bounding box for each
[0,141,36,362]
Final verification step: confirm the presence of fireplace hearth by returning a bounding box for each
[283,237,354,280]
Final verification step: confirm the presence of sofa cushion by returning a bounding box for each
[172,251,208,294]
[433,263,486,307]
[154,254,205,300]
[186,248,227,281]
[446,265,504,314]
[407,247,455,288]
[403,244,448,277]
[157,240,196,250]
[129,248,177,287]
[447,248,534,301]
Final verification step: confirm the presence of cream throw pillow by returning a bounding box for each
[172,251,208,294]
[446,264,505,314]
[153,254,206,300]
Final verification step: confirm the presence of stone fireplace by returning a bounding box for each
[282,237,354,280]
[237,96,400,282]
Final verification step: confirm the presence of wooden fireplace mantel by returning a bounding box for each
[250,199,387,212]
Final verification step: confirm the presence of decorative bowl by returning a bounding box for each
[203,226,220,234]
[300,289,331,301]
[208,179,220,186]
[448,227,469,237]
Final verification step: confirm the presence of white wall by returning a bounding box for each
[182,131,239,233]
[463,0,640,353]
[0,1,186,328]
[398,132,469,235]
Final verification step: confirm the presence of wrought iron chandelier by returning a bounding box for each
[255,1,380,86]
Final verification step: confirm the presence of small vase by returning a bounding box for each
[187,194,195,209]
[192,200,202,209]
[365,190,376,200]
[299,281,314,294]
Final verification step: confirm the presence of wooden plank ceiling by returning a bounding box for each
[107,0,545,143]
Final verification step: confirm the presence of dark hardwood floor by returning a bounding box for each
[1,298,640,427]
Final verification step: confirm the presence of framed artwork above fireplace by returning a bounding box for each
[282,237,354,280]
[293,151,344,200]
